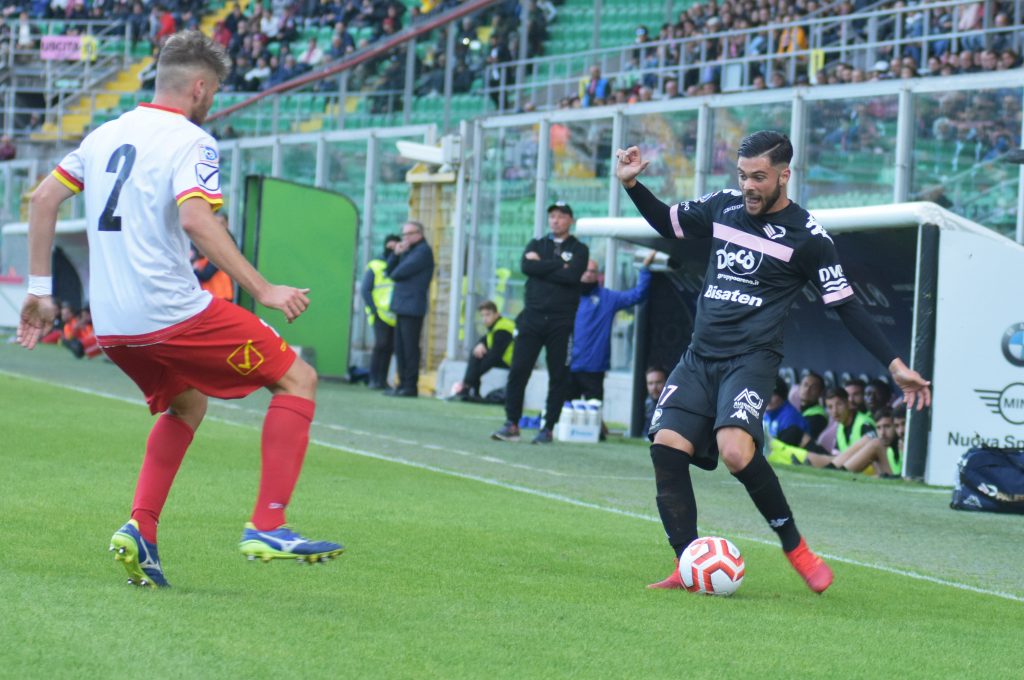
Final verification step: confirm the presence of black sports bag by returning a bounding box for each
[950,447,1024,514]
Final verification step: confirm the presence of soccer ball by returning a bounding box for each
[678,537,745,596]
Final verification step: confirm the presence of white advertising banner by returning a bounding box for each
[928,229,1024,486]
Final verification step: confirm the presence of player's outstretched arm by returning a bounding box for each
[834,298,931,410]
[18,175,73,349]
[180,198,309,323]
[889,357,932,411]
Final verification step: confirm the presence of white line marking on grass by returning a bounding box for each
[2,368,1018,602]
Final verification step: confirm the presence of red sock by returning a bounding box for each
[252,394,316,531]
[131,414,194,543]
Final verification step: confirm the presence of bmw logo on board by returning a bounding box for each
[1002,323,1024,366]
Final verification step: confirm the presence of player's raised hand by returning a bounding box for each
[889,358,932,411]
[615,146,650,186]
[17,294,57,350]
[258,285,311,323]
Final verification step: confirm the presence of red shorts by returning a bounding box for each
[101,298,297,414]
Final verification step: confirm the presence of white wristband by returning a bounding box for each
[28,275,53,297]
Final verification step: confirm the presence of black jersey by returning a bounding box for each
[665,188,854,359]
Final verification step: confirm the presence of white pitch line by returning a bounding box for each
[2,368,1021,603]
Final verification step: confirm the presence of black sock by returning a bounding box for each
[733,453,801,552]
[650,444,698,558]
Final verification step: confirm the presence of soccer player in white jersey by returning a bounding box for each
[17,31,343,588]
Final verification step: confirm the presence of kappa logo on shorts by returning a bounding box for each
[732,388,764,418]
[227,339,265,375]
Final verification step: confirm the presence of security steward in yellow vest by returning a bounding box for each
[452,300,515,402]
[361,234,401,389]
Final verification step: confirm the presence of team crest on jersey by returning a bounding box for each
[227,340,264,375]
[199,144,219,162]
[561,251,573,262]
[762,224,786,240]
[196,162,220,192]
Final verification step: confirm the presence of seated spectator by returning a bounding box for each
[212,20,232,48]
[642,365,667,435]
[298,36,325,69]
[874,407,902,476]
[843,377,870,417]
[245,56,272,90]
[190,215,235,301]
[449,300,515,402]
[224,55,253,91]
[798,371,828,440]
[41,301,74,344]
[0,134,15,161]
[764,377,809,447]
[63,307,102,359]
[579,65,610,107]
[865,378,893,414]
[892,403,907,467]
[267,54,299,87]
[805,387,891,475]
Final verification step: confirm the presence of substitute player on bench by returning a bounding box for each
[616,131,931,593]
[17,31,343,588]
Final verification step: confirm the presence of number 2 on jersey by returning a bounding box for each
[98,144,136,232]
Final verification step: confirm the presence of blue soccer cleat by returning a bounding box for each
[239,523,345,564]
[108,519,169,588]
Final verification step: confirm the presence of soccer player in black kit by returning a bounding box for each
[616,131,931,593]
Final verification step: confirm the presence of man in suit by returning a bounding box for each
[384,221,434,397]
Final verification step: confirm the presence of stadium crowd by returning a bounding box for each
[561,0,1021,107]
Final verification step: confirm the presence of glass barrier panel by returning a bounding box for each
[803,95,898,211]
[474,125,539,322]
[911,88,1022,238]
[280,142,317,188]
[622,109,700,203]
[709,103,791,190]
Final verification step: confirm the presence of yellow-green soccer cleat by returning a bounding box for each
[239,523,345,564]
[109,520,169,588]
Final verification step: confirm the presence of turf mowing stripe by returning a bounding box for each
[3,368,1023,603]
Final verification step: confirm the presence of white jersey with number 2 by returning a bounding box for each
[52,103,223,341]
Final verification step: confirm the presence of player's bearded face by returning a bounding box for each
[737,156,787,216]
[191,77,219,125]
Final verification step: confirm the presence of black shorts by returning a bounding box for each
[648,348,780,470]
[568,370,605,401]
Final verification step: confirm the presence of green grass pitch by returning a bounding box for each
[1,344,1023,677]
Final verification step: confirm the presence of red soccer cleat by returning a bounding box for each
[646,559,685,589]
[786,538,834,594]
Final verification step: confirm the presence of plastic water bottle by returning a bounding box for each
[561,402,574,427]
[572,400,587,426]
[585,399,602,428]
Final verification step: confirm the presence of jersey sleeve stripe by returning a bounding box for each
[52,166,84,193]
[175,187,224,207]
[669,203,684,238]
[822,286,854,304]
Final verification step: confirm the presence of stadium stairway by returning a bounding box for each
[32,1,242,142]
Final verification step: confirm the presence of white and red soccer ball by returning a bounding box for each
[678,537,745,596]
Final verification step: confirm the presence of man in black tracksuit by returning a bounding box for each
[491,201,589,444]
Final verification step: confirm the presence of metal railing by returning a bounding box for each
[485,0,1023,111]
